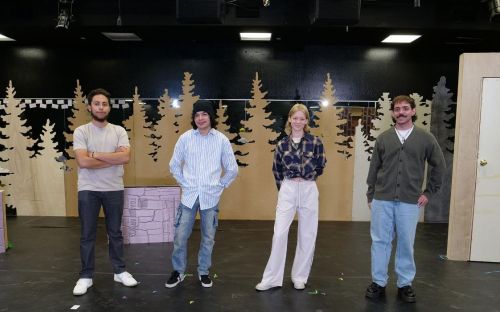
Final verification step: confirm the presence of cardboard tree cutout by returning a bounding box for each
[157,88,177,185]
[177,72,200,135]
[3,81,36,215]
[32,120,66,216]
[64,80,89,216]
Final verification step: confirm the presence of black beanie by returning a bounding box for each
[192,102,215,120]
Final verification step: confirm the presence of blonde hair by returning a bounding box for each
[286,103,310,134]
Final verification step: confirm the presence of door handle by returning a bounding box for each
[479,159,488,166]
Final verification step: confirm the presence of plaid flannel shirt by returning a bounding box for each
[272,133,326,190]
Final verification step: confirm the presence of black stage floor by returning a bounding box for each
[1,217,499,312]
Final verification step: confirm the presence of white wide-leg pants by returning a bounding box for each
[259,179,319,286]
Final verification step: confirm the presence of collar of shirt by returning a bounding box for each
[194,128,215,136]
[284,132,314,143]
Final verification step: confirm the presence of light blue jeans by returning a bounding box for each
[171,197,219,276]
[370,199,420,288]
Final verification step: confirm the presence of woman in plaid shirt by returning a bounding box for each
[256,103,326,291]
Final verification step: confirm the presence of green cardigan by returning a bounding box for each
[366,126,446,204]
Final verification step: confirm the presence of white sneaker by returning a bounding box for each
[73,278,93,296]
[293,281,306,290]
[114,271,138,287]
[255,282,280,291]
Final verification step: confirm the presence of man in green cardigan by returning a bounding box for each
[365,95,445,303]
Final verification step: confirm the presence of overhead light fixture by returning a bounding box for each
[240,32,272,41]
[382,34,421,43]
[102,32,142,41]
[55,0,74,30]
[0,34,15,41]
[263,0,270,7]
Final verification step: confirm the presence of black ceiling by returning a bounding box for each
[1,0,499,49]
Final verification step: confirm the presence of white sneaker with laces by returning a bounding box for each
[255,282,280,291]
[114,271,138,287]
[293,281,306,290]
[73,278,93,296]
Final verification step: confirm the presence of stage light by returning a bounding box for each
[55,0,74,30]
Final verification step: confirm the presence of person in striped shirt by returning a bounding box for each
[166,102,238,289]
[256,103,326,291]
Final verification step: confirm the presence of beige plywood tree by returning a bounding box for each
[410,93,432,131]
[351,94,392,221]
[32,120,66,216]
[177,72,200,135]
[157,89,177,185]
[310,73,339,138]
[0,99,11,189]
[220,73,278,219]
[410,92,432,222]
[122,87,143,186]
[64,80,89,216]
[311,73,354,220]
[2,81,36,215]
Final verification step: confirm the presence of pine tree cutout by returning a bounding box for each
[410,92,432,131]
[426,76,455,222]
[218,73,278,220]
[311,73,339,139]
[430,76,455,153]
[368,93,393,160]
[65,80,89,165]
[0,97,12,189]
[239,72,278,166]
[177,72,200,135]
[62,80,89,216]
[3,81,36,215]
[157,88,176,164]
[32,119,66,216]
[122,87,144,186]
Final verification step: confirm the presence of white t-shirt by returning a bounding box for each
[73,122,130,192]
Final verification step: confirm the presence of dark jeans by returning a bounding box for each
[78,190,126,278]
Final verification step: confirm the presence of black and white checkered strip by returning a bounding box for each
[110,99,132,109]
[20,99,73,109]
[0,98,133,110]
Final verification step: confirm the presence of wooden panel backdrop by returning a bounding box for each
[0,73,451,221]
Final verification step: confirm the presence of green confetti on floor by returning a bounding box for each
[213,273,218,279]
[7,241,14,249]
[308,289,319,295]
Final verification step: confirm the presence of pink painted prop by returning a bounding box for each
[122,187,180,244]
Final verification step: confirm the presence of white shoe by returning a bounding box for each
[73,278,93,296]
[255,282,280,291]
[293,281,306,290]
[114,271,138,287]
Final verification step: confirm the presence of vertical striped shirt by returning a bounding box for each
[169,128,238,210]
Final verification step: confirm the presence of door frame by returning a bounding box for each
[447,53,500,261]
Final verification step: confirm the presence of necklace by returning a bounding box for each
[394,125,414,143]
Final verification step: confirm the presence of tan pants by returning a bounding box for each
[259,178,319,286]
